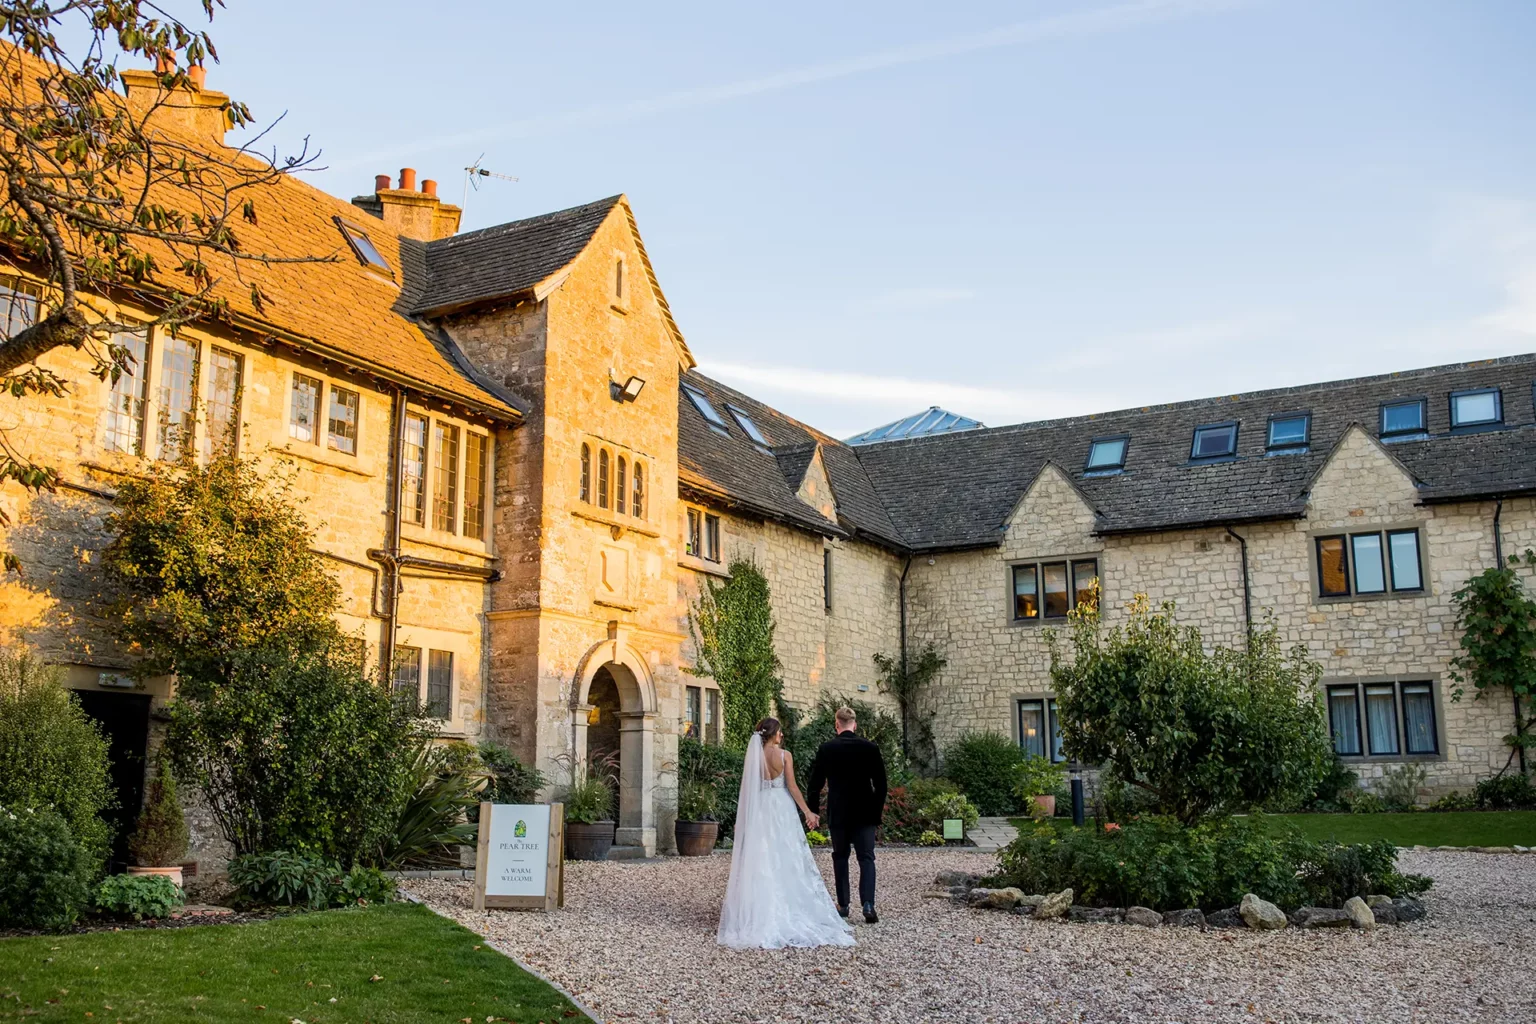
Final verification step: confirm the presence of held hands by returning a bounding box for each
[803,810,820,829]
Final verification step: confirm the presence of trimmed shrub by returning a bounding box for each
[942,731,1024,816]
[917,791,980,832]
[0,650,114,871]
[1475,772,1536,810]
[95,873,184,920]
[0,804,94,931]
[129,759,188,867]
[477,741,546,804]
[992,814,1431,912]
[904,776,962,807]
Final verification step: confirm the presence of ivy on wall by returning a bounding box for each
[874,640,946,775]
[1450,549,1536,776]
[687,559,782,749]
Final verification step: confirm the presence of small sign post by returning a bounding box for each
[473,802,565,912]
[942,817,964,842]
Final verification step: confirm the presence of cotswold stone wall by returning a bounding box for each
[908,434,1535,796]
[677,510,902,717]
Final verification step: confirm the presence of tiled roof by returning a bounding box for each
[846,406,983,445]
[404,196,622,317]
[0,45,520,419]
[852,354,1536,550]
[679,372,905,548]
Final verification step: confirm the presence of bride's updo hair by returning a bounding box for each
[755,717,781,743]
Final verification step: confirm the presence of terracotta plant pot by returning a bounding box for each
[1032,795,1057,818]
[127,865,184,887]
[565,820,616,861]
[675,820,718,857]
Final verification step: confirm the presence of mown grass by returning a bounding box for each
[0,901,589,1023]
[1008,811,1536,847]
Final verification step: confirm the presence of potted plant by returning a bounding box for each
[674,779,719,856]
[1014,755,1067,818]
[127,759,190,886]
[563,753,618,861]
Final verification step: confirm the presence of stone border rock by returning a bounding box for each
[936,872,1428,931]
[1410,844,1532,854]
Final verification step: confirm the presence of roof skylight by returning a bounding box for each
[1267,413,1310,452]
[683,384,729,433]
[726,404,769,447]
[1380,399,1426,439]
[1190,422,1238,461]
[1085,436,1128,472]
[336,218,391,273]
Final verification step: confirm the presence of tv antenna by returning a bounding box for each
[462,154,519,208]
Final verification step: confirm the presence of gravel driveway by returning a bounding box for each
[406,848,1536,1024]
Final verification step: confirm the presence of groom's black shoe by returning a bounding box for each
[862,902,879,924]
[837,904,849,918]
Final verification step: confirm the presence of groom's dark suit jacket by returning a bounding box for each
[806,730,888,829]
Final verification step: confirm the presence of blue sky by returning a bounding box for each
[198,0,1536,437]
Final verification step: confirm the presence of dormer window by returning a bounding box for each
[726,404,769,448]
[1084,436,1128,473]
[1380,399,1426,440]
[1449,388,1501,430]
[1190,422,1238,461]
[1267,413,1310,453]
[683,383,729,434]
[335,218,391,274]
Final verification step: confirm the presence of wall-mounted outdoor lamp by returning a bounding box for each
[610,374,645,402]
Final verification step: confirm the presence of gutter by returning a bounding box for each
[898,553,913,754]
[1491,497,1526,775]
[378,387,408,686]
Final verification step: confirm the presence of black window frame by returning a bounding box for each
[1316,528,1424,599]
[1324,680,1441,760]
[1083,434,1129,473]
[682,384,730,434]
[725,403,770,449]
[1011,557,1098,623]
[1265,411,1310,452]
[1189,420,1238,462]
[1379,397,1427,439]
[1448,387,1502,431]
[823,547,833,612]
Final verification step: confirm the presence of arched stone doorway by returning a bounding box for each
[571,633,658,855]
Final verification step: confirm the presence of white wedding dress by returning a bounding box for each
[716,734,856,950]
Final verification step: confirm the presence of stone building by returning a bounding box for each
[2,50,1533,871]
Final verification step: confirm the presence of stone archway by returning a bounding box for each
[571,634,657,855]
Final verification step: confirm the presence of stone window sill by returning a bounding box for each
[571,506,660,538]
[678,556,729,579]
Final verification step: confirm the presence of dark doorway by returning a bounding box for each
[73,690,152,873]
[586,668,622,810]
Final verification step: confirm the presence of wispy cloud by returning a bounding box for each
[330,0,1253,171]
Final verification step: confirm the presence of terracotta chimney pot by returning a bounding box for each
[375,174,392,193]
[399,167,417,191]
[422,179,437,197]
[155,51,176,74]
[187,65,206,90]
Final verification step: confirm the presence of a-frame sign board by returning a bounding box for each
[473,802,565,912]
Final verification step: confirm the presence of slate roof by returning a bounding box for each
[404,196,622,317]
[846,406,983,445]
[678,372,905,548]
[852,353,1536,551]
[0,45,520,420]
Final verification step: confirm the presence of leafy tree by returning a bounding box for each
[1050,597,1332,824]
[0,1,326,569]
[103,450,344,683]
[1450,549,1536,776]
[166,645,423,864]
[687,559,782,748]
[874,640,945,774]
[0,648,114,870]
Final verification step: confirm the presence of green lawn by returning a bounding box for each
[0,902,590,1023]
[1270,811,1536,848]
[1008,811,1536,848]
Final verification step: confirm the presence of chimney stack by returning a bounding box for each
[351,170,461,242]
[119,60,232,145]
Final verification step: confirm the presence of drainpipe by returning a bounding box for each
[1226,527,1252,644]
[1491,498,1525,775]
[898,553,913,755]
[378,386,408,687]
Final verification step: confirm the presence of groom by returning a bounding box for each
[807,706,888,924]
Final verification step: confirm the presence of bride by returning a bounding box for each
[717,717,855,949]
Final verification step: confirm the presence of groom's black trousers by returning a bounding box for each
[830,824,877,908]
